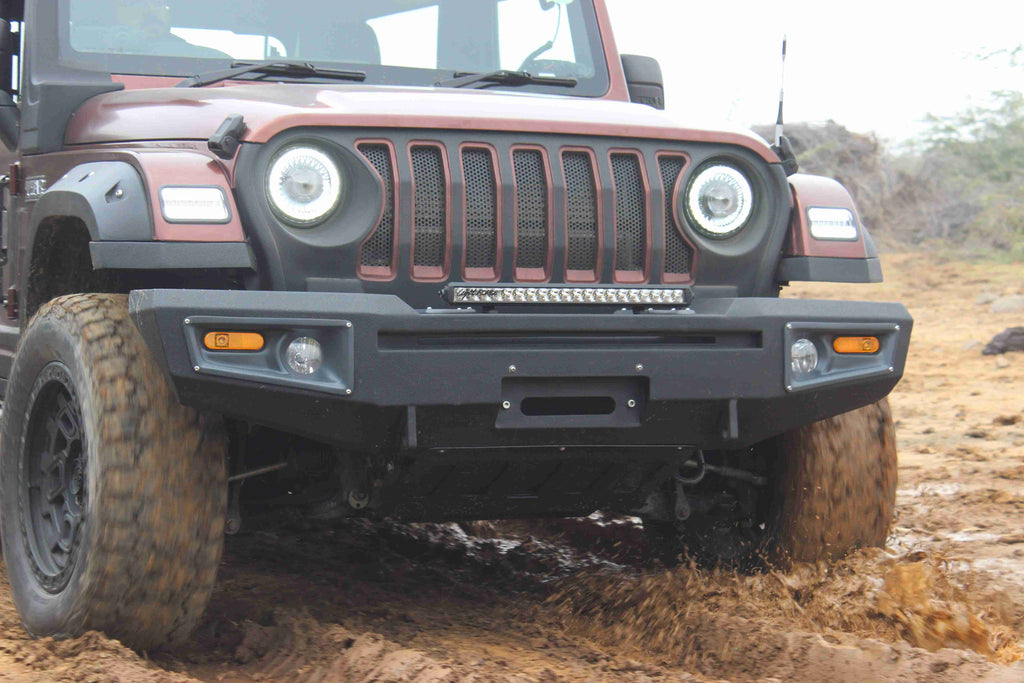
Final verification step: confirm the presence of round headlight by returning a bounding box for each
[685,164,754,238]
[267,146,343,226]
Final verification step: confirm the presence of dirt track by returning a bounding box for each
[2,253,1024,682]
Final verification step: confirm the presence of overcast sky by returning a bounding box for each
[605,0,1024,146]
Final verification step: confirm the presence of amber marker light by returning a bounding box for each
[833,336,880,354]
[203,332,265,352]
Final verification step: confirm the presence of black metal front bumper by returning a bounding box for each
[128,290,912,451]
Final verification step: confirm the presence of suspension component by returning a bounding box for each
[677,449,707,485]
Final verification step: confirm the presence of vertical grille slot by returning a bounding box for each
[357,143,397,278]
[410,144,449,280]
[512,148,550,280]
[659,155,695,282]
[562,151,600,280]
[462,147,500,279]
[611,152,649,281]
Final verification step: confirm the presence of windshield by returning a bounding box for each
[60,0,609,96]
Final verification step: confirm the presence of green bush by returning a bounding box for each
[756,91,1024,257]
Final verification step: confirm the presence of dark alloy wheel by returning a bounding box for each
[21,362,88,594]
[1,294,227,650]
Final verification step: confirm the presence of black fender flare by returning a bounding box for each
[28,161,153,243]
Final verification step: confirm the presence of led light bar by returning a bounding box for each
[446,286,692,306]
[807,207,858,240]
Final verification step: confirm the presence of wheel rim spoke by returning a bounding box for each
[45,479,65,504]
[55,394,80,443]
[40,509,64,558]
[38,417,60,476]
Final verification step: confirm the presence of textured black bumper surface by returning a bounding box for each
[129,289,912,451]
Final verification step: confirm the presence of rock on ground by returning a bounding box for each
[991,296,1024,314]
[983,327,1024,355]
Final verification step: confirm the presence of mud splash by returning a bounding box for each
[877,560,1021,663]
[2,516,1024,682]
[545,548,1023,678]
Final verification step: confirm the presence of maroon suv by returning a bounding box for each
[0,0,910,649]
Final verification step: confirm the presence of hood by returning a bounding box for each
[65,83,776,161]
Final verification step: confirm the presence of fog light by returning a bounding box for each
[286,337,322,376]
[790,338,819,376]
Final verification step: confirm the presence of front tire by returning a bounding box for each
[646,399,898,567]
[772,397,898,563]
[1,294,227,650]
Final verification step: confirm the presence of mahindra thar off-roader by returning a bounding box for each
[0,0,911,648]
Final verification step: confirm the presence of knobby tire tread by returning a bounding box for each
[3,294,226,649]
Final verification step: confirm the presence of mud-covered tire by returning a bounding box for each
[771,397,897,563]
[645,399,897,567]
[0,294,227,650]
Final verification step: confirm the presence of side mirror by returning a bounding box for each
[0,20,10,56]
[621,54,664,110]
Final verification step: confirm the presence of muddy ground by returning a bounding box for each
[1,253,1024,682]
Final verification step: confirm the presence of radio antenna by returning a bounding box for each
[775,35,787,147]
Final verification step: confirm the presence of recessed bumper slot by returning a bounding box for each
[379,331,760,351]
[521,395,617,417]
[497,377,646,429]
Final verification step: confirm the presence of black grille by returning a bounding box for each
[462,148,499,272]
[513,149,549,272]
[659,156,694,278]
[611,153,647,273]
[358,144,396,270]
[354,136,700,287]
[563,152,599,274]
[411,145,447,270]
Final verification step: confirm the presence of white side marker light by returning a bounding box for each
[807,207,858,240]
[160,187,231,223]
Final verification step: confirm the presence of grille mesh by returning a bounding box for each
[659,156,694,277]
[611,153,647,273]
[513,150,549,271]
[356,139,697,286]
[411,146,447,269]
[563,152,599,273]
[357,144,396,269]
[462,149,499,272]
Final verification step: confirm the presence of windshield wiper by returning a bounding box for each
[435,69,577,89]
[177,60,367,88]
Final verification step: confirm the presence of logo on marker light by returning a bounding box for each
[24,177,47,199]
